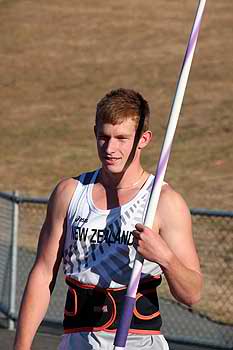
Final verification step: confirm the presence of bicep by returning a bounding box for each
[33,179,76,278]
[159,188,201,273]
[35,213,65,275]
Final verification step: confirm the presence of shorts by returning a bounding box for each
[57,331,169,350]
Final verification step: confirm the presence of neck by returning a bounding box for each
[99,167,147,191]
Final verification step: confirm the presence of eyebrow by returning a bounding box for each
[98,132,132,138]
[116,133,131,138]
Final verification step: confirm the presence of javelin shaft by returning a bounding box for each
[113,1,206,349]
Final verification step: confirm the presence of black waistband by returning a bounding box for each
[63,276,162,334]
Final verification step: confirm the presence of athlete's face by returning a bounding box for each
[95,119,138,174]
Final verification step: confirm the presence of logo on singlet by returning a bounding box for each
[75,215,88,224]
[73,226,134,246]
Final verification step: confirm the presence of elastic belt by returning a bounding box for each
[63,275,162,334]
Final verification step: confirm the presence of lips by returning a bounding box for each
[104,156,121,164]
[105,156,120,160]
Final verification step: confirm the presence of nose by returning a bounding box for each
[105,137,116,154]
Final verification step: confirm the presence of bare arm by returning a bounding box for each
[14,178,77,350]
[133,185,203,306]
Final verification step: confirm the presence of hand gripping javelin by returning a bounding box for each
[113,1,207,349]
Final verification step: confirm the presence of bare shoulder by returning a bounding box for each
[35,177,79,264]
[158,183,191,227]
[160,183,189,208]
[47,177,78,217]
[52,177,78,198]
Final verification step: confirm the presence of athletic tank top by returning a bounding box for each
[63,169,163,289]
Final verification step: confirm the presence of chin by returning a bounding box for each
[103,164,124,175]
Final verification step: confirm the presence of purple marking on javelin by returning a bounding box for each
[114,2,207,346]
[127,269,141,297]
[156,144,172,182]
[114,296,135,347]
[186,16,202,60]
[127,143,172,297]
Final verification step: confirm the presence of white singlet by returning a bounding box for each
[59,169,169,350]
[63,169,162,288]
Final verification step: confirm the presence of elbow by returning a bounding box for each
[173,290,201,307]
[183,273,204,306]
[187,289,202,306]
[174,289,202,307]
[172,272,203,306]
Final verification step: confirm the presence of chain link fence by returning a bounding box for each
[160,208,233,349]
[0,191,232,349]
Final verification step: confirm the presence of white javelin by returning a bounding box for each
[113,1,207,349]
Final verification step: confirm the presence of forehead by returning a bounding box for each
[96,118,137,134]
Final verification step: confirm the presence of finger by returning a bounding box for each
[132,230,141,239]
[133,237,139,249]
[135,223,144,231]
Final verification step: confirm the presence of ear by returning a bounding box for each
[138,130,152,149]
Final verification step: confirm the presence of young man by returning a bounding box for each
[14,88,203,350]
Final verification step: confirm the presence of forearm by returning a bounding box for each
[14,265,52,350]
[162,251,203,306]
